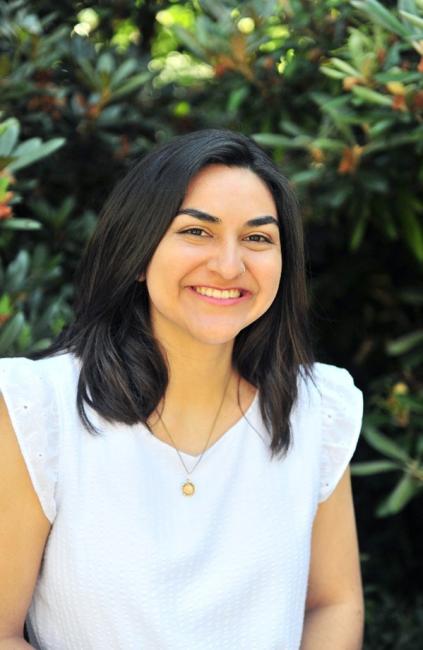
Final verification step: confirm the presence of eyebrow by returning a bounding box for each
[175,208,279,228]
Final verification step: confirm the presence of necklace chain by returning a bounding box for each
[155,370,233,495]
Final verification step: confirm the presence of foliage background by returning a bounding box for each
[1,0,422,646]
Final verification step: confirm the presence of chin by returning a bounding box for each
[187,327,241,346]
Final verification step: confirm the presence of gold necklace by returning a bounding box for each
[155,371,233,496]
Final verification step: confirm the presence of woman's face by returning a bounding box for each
[144,164,282,347]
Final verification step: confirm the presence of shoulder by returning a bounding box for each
[0,350,79,449]
[309,361,363,424]
[297,360,361,404]
[0,352,77,524]
[311,361,361,391]
[0,350,78,390]
[305,362,364,502]
[0,349,76,370]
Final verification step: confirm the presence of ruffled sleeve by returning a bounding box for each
[0,356,60,524]
[314,362,364,503]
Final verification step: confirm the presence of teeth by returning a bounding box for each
[194,286,241,299]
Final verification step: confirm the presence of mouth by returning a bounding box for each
[191,286,245,298]
[188,285,251,305]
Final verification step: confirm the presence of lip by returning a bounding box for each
[189,284,249,292]
[188,286,251,306]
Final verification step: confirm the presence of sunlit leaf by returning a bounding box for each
[5,250,30,292]
[0,312,25,355]
[351,85,393,106]
[8,138,65,172]
[362,424,411,461]
[387,330,423,355]
[0,118,20,156]
[110,72,151,101]
[351,0,411,38]
[376,473,421,516]
[351,460,401,475]
[0,218,43,231]
[399,9,423,31]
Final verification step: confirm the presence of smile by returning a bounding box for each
[188,286,250,305]
[193,286,242,298]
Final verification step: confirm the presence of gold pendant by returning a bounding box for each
[182,480,195,496]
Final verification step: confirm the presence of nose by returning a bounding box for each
[206,240,245,279]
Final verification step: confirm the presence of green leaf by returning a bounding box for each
[351,85,392,106]
[253,132,311,149]
[319,66,345,80]
[351,0,411,38]
[31,337,53,352]
[368,118,394,137]
[110,59,138,89]
[374,70,422,84]
[350,213,368,250]
[376,473,420,516]
[14,137,42,156]
[171,25,206,60]
[0,156,16,171]
[7,138,65,172]
[362,423,411,462]
[280,121,305,137]
[0,293,12,315]
[0,176,9,201]
[365,131,423,155]
[0,312,25,355]
[386,330,423,355]
[0,218,42,231]
[399,9,423,31]
[55,196,76,226]
[329,57,362,77]
[253,133,292,147]
[109,72,151,101]
[0,118,20,156]
[17,322,32,351]
[97,52,114,75]
[227,86,249,113]
[351,460,400,475]
[5,250,30,292]
[400,208,423,262]
[395,395,423,413]
[397,288,423,305]
[77,58,101,90]
[197,0,231,21]
[290,169,322,185]
[312,138,345,153]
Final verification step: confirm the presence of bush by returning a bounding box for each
[1,0,422,643]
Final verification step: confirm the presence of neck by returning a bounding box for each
[158,336,237,413]
[147,327,257,449]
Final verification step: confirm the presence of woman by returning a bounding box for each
[0,129,364,649]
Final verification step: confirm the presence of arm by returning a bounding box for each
[0,639,34,649]
[300,466,364,650]
[0,396,50,648]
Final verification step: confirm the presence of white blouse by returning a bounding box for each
[0,352,363,650]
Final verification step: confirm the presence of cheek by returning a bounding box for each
[144,254,168,304]
[145,244,173,282]
[260,254,282,292]
[149,241,203,276]
[145,244,195,300]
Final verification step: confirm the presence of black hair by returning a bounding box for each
[28,128,317,460]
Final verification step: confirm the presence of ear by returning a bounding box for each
[137,273,146,282]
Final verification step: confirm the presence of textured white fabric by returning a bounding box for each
[0,352,363,650]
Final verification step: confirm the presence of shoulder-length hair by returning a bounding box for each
[28,128,316,460]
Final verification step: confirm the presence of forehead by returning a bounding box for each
[180,164,277,218]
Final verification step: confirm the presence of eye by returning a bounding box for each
[245,234,273,244]
[179,227,209,237]
[178,228,274,243]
